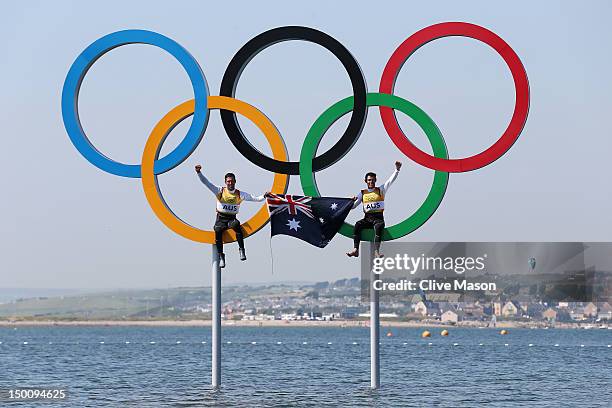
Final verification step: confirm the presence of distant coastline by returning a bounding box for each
[0,319,605,330]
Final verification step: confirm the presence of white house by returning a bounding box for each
[441,309,464,323]
[502,301,522,317]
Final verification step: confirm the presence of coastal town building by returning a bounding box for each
[526,303,545,319]
[459,303,486,321]
[502,301,522,317]
[568,307,586,321]
[542,308,557,321]
[583,302,598,318]
[441,310,464,323]
[414,301,440,317]
[597,303,612,320]
[493,301,503,316]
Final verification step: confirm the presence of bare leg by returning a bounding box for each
[347,219,367,257]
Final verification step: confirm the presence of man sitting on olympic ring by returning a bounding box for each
[346,161,402,258]
[195,165,269,268]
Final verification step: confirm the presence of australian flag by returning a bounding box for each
[266,194,354,248]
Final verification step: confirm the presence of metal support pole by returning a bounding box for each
[369,242,380,389]
[211,244,221,389]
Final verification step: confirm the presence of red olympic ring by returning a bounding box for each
[379,22,530,172]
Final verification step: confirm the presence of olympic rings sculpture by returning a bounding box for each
[62,23,529,245]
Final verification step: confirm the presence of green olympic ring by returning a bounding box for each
[299,92,449,241]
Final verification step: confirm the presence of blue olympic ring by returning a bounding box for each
[61,29,209,178]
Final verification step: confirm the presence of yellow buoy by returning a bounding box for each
[422,330,431,338]
[500,329,508,335]
[441,329,449,336]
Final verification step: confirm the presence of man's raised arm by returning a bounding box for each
[381,161,402,195]
[195,165,221,195]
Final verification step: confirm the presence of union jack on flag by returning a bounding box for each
[266,194,354,248]
[266,194,314,219]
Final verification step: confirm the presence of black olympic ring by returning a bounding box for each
[220,26,368,175]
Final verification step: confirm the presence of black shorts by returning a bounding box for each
[361,212,384,223]
[214,213,239,230]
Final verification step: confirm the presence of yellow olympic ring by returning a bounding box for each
[141,96,289,243]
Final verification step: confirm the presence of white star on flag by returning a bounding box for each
[286,218,301,231]
[319,217,325,224]
[330,203,338,210]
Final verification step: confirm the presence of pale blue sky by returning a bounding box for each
[1,0,611,289]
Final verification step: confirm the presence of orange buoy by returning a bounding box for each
[422,330,431,338]
[441,329,449,336]
[386,331,393,337]
[500,329,508,335]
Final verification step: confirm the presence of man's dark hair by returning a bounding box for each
[364,172,377,181]
[224,173,236,181]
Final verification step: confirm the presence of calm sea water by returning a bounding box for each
[0,326,610,407]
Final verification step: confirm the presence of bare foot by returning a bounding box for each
[346,249,359,257]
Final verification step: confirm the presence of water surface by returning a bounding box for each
[1,326,610,407]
